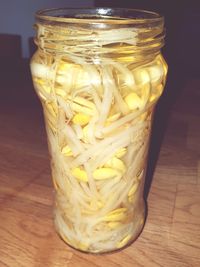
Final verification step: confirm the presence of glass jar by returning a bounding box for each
[30,8,167,253]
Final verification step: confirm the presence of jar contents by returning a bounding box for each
[31,22,167,253]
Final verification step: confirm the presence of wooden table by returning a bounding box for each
[0,79,199,267]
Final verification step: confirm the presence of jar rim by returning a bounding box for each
[35,7,163,25]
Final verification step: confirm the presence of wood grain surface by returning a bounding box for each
[0,79,199,267]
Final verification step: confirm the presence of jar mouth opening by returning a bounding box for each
[36,7,163,25]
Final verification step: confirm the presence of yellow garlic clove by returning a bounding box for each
[55,88,67,98]
[138,112,148,122]
[150,84,164,102]
[141,83,150,103]
[55,63,76,87]
[128,194,136,203]
[116,234,132,248]
[72,113,90,126]
[108,208,127,214]
[148,64,164,85]
[61,145,73,156]
[93,168,121,180]
[81,209,96,215]
[78,242,89,251]
[71,167,88,182]
[45,102,57,118]
[103,208,127,222]
[134,68,150,85]
[34,77,46,85]
[57,61,72,73]
[133,68,151,108]
[104,212,125,222]
[124,92,143,110]
[90,199,103,210]
[105,157,126,174]
[115,147,127,158]
[33,77,51,94]
[56,62,90,89]
[31,62,53,79]
[128,182,139,197]
[108,221,122,229]
[42,85,51,94]
[55,75,68,85]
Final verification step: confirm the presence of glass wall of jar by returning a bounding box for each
[30,8,167,253]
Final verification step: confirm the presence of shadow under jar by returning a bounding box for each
[30,8,167,253]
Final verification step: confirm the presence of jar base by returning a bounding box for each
[54,202,147,254]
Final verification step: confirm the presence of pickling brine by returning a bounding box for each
[30,8,167,253]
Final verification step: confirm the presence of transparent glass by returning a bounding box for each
[30,8,167,253]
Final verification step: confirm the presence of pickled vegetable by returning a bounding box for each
[31,15,167,253]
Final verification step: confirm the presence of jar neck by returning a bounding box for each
[35,8,165,64]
